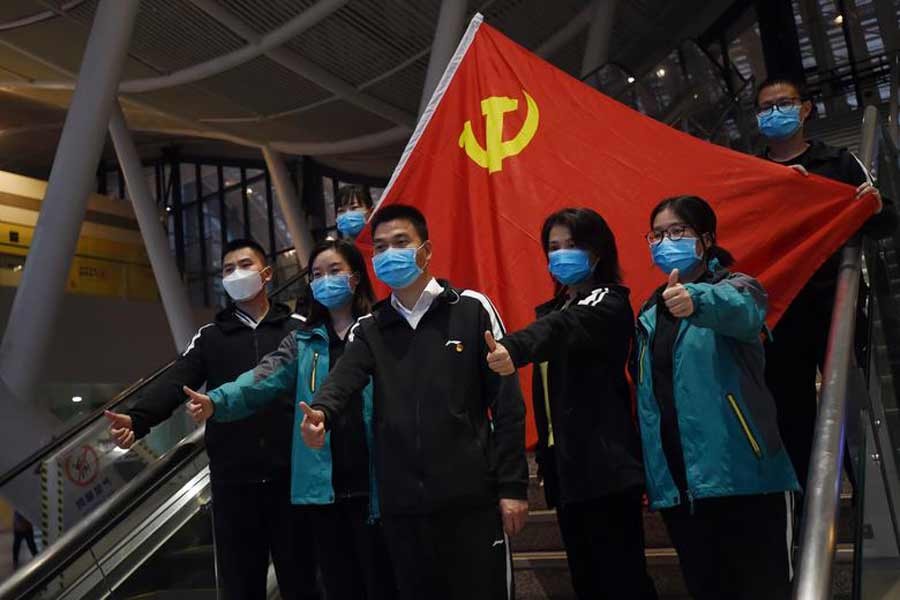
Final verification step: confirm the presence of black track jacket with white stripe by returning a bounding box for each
[311,280,529,516]
[127,302,304,483]
[500,284,645,508]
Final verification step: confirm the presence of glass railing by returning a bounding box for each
[0,429,214,600]
[0,267,307,585]
[854,118,900,598]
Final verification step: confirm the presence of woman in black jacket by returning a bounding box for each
[486,207,656,600]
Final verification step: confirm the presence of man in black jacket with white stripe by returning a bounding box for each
[104,239,319,600]
[299,205,529,600]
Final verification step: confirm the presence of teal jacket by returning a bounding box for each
[634,265,798,510]
[208,323,379,520]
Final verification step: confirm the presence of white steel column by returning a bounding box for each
[109,103,196,351]
[580,0,619,88]
[263,147,315,268]
[0,0,141,409]
[419,0,469,115]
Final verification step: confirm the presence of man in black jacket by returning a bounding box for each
[299,204,529,600]
[755,76,899,489]
[104,239,319,600]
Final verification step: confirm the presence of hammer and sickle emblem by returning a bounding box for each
[458,90,539,173]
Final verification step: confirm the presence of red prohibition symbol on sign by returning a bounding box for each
[65,445,99,487]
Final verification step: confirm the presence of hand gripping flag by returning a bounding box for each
[357,14,877,445]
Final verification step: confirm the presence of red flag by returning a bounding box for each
[358,15,876,445]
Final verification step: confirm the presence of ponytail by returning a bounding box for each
[706,244,735,268]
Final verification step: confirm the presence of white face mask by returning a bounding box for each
[222,268,265,302]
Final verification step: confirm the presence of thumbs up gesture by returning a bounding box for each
[485,331,515,376]
[105,410,135,449]
[662,268,695,318]
[299,402,327,449]
[184,386,214,423]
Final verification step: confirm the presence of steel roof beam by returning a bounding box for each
[187,0,415,128]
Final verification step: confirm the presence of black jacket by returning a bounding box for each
[763,140,898,295]
[501,285,645,508]
[311,280,529,516]
[127,302,304,483]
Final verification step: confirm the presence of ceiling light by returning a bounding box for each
[627,76,636,84]
[165,206,172,212]
[656,68,667,78]
[833,14,843,25]
[71,396,83,403]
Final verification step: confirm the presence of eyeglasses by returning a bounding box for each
[645,224,693,246]
[756,97,801,117]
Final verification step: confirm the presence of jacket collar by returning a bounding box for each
[536,284,630,317]
[760,139,842,164]
[294,319,330,342]
[372,278,459,328]
[216,301,294,334]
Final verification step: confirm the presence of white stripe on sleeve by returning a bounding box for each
[182,323,215,356]
[461,290,506,339]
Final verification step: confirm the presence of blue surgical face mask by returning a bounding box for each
[336,211,366,238]
[372,245,423,290]
[757,105,802,140]
[548,249,593,285]
[651,237,702,275]
[311,273,354,309]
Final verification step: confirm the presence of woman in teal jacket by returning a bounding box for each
[186,239,395,600]
[634,195,798,600]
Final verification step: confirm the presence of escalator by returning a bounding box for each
[0,270,307,600]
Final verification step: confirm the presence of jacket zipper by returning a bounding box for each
[637,342,647,385]
[726,393,762,458]
[310,352,319,393]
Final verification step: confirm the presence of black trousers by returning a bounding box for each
[12,529,38,569]
[765,298,830,491]
[556,491,658,600]
[310,496,397,600]
[381,505,511,600]
[211,478,321,600]
[661,492,795,600]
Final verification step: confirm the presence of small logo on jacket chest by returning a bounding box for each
[445,339,464,352]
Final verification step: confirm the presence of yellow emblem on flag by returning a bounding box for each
[459,90,539,173]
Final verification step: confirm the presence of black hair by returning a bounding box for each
[305,239,375,326]
[369,204,429,242]
[541,207,623,285]
[221,238,268,264]
[756,75,808,105]
[336,185,373,211]
[650,195,735,268]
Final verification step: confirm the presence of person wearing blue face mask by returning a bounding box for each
[484,208,657,600]
[335,185,374,240]
[635,195,798,600]
[184,240,397,600]
[299,204,529,600]
[755,76,898,494]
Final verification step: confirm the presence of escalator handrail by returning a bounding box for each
[0,359,177,491]
[792,105,880,599]
[0,266,308,491]
[0,427,207,600]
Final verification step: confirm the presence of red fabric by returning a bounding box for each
[357,22,875,447]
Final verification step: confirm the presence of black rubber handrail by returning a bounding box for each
[0,359,177,491]
[0,428,207,600]
[0,266,308,491]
